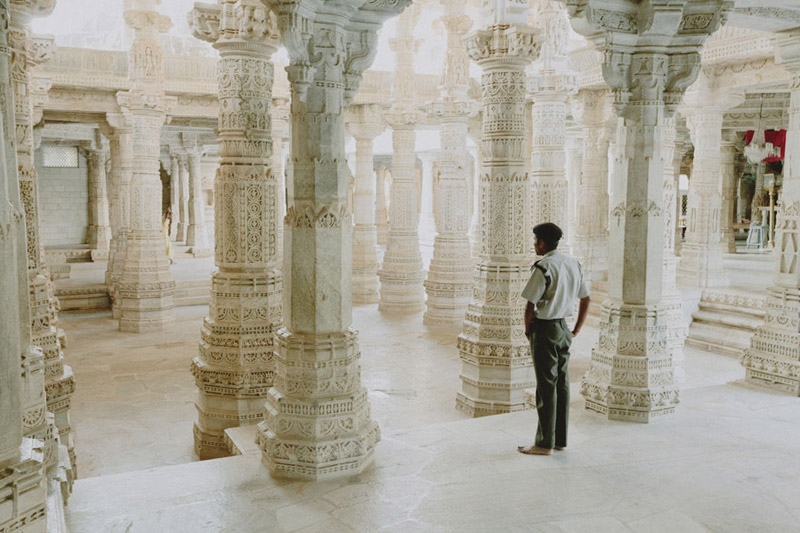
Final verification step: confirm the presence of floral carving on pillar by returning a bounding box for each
[188,0,283,460]
[456,6,542,417]
[566,0,731,422]
[742,31,800,396]
[255,0,410,479]
[423,0,479,327]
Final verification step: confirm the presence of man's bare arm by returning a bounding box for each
[572,296,590,336]
[524,301,535,338]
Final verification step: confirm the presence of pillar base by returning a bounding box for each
[117,232,175,333]
[192,269,282,459]
[741,287,800,396]
[352,225,381,305]
[580,302,680,423]
[677,243,728,287]
[189,247,212,258]
[424,236,472,327]
[257,329,380,480]
[0,439,47,533]
[378,271,425,313]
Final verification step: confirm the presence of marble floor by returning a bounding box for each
[64,336,800,531]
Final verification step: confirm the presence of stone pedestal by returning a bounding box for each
[115,3,175,333]
[423,3,476,327]
[571,89,612,280]
[379,8,425,313]
[568,0,730,422]
[742,32,800,396]
[257,0,406,479]
[456,20,541,417]
[346,105,385,305]
[188,0,283,459]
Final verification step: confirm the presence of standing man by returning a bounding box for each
[518,222,590,456]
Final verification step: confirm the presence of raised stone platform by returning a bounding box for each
[685,288,766,357]
[65,373,800,531]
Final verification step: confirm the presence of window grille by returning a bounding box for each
[42,145,79,168]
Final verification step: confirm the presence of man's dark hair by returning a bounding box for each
[533,222,563,250]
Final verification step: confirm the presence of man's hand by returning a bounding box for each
[572,296,590,337]
[524,301,535,339]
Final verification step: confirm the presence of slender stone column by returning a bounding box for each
[742,31,800,395]
[115,1,175,332]
[379,7,425,313]
[375,166,388,246]
[0,0,47,524]
[272,96,290,264]
[177,155,189,242]
[456,9,541,416]
[678,75,743,287]
[571,88,612,280]
[257,0,408,479]
[568,0,730,422]
[720,136,739,253]
[10,1,76,476]
[85,144,112,252]
[424,0,477,327]
[528,0,575,240]
[467,116,483,260]
[346,104,385,304]
[188,0,283,459]
[737,172,748,224]
[102,118,133,320]
[185,148,211,257]
[662,117,687,384]
[565,129,581,235]
[169,154,180,240]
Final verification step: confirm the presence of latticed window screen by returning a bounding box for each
[681,195,688,216]
[42,145,79,168]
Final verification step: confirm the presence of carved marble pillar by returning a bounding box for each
[272,96,290,263]
[742,32,800,396]
[188,0,283,459]
[720,136,738,253]
[375,166,388,246]
[346,104,385,304]
[662,117,686,384]
[85,145,112,252]
[567,0,730,422]
[0,1,47,526]
[528,0,575,241]
[379,7,425,313]
[169,154,180,240]
[10,1,76,476]
[423,1,477,327]
[467,116,483,260]
[571,88,612,280]
[678,76,743,287]
[115,1,175,332]
[103,118,133,320]
[177,155,189,242]
[256,0,407,479]
[737,172,748,224]
[185,148,211,257]
[456,15,541,417]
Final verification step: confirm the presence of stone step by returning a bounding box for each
[692,309,764,331]
[696,300,765,320]
[685,321,753,358]
[223,425,260,456]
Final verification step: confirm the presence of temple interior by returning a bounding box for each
[2,0,800,531]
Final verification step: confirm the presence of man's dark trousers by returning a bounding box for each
[530,317,571,449]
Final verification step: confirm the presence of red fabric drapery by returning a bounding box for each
[745,129,786,162]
